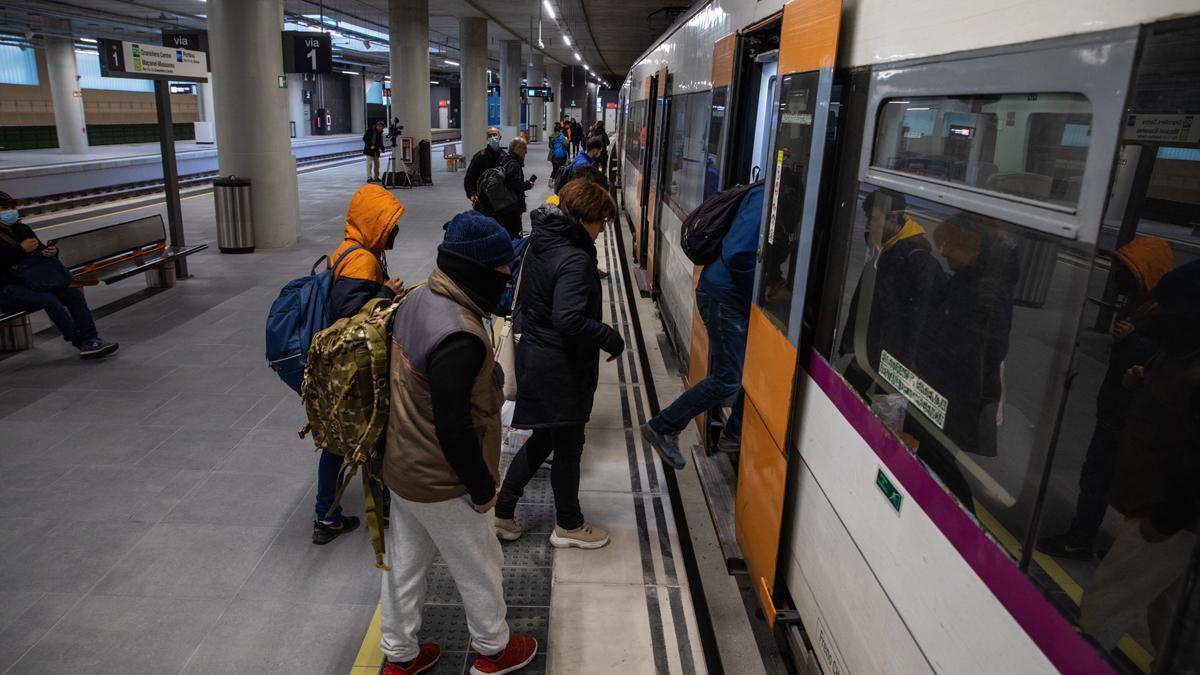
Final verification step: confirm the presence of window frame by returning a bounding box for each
[856,28,1140,245]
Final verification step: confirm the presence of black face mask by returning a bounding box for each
[437,248,510,314]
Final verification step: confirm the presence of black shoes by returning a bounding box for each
[641,423,686,470]
[313,515,361,545]
[1037,532,1095,561]
[78,338,119,359]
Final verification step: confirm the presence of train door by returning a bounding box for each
[735,0,843,622]
[634,73,660,267]
[724,18,782,188]
[641,69,672,296]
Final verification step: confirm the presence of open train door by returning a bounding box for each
[735,0,842,624]
[634,74,659,266]
[640,68,673,297]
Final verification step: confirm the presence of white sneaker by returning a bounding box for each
[549,522,610,549]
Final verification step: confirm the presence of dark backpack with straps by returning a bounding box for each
[477,165,518,217]
[265,245,362,393]
[680,181,763,266]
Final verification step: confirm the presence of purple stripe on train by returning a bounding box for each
[802,349,1111,675]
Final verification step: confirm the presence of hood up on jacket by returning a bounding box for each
[332,184,405,283]
[1115,236,1175,296]
[528,203,593,255]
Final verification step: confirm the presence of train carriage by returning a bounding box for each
[616,1,1200,672]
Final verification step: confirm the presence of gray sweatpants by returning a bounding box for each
[379,490,510,662]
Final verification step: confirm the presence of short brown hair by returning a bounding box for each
[559,180,617,225]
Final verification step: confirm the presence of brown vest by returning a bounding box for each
[383,268,503,502]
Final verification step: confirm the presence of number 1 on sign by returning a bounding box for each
[306,48,317,71]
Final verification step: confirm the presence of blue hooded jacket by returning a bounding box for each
[698,184,764,303]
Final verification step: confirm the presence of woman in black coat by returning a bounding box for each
[494,180,624,549]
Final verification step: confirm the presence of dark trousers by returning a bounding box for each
[1066,418,1122,543]
[0,284,97,346]
[315,448,389,522]
[650,286,748,440]
[496,425,586,530]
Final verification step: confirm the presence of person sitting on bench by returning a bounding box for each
[0,191,118,359]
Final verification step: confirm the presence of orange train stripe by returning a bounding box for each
[711,33,737,89]
[742,304,797,451]
[779,0,842,75]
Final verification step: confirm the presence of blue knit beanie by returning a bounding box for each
[441,211,514,269]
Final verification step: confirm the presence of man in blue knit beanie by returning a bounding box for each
[377,211,538,675]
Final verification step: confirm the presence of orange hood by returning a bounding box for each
[1115,236,1174,295]
[331,184,405,283]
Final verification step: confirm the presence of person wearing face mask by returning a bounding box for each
[313,184,406,546]
[493,137,536,239]
[377,210,538,675]
[554,135,608,194]
[493,180,624,550]
[0,191,118,359]
[464,127,505,203]
[1079,259,1200,656]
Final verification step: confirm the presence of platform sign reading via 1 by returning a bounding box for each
[281,31,333,74]
[99,38,208,82]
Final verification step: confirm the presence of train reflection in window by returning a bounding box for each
[872,93,1093,207]
[756,72,819,332]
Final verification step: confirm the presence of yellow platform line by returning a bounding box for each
[350,603,383,675]
[974,504,1152,673]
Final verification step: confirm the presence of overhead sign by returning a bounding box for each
[1125,113,1199,145]
[281,31,333,73]
[522,86,553,100]
[162,30,207,53]
[98,39,208,82]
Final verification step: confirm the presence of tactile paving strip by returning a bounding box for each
[499,531,553,568]
[423,564,553,608]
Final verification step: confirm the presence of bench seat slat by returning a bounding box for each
[71,244,208,285]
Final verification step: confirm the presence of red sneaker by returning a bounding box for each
[469,635,538,674]
[382,643,441,675]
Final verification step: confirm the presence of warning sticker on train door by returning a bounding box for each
[878,350,948,428]
[767,150,784,244]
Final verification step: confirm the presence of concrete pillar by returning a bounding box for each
[389,0,431,146]
[499,40,522,133]
[287,74,306,138]
[349,74,366,135]
[546,65,561,131]
[459,17,488,158]
[44,37,88,154]
[527,52,544,142]
[209,0,299,249]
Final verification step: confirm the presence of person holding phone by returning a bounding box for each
[0,191,117,359]
[494,180,624,550]
[492,138,535,239]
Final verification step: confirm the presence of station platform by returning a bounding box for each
[0,143,774,674]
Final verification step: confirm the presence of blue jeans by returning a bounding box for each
[315,449,390,523]
[650,286,748,440]
[0,284,98,347]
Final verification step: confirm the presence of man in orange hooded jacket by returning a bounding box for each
[314,184,407,545]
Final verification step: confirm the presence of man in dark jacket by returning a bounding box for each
[313,184,406,546]
[1040,236,1174,560]
[0,191,117,359]
[555,136,606,194]
[378,210,537,675]
[492,138,535,239]
[363,120,386,183]
[494,181,624,549]
[463,127,504,203]
[570,118,584,156]
[641,183,764,468]
[1079,260,1200,654]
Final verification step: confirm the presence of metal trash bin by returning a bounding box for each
[213,176,254,254]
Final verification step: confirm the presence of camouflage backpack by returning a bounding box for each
[299,293,409,569]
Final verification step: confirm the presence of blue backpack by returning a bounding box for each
[265,245,361,393]
[551,134,567,161]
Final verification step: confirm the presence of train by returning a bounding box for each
[615,0,1200,673]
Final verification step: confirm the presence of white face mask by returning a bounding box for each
[487,136,501,148]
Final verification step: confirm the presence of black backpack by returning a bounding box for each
[680,181,763,266]
[477,165,517,216]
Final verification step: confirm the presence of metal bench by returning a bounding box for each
[0,214,207,351]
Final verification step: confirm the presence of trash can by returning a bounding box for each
[213,176,254,254]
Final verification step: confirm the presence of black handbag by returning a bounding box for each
[0,229,72,292]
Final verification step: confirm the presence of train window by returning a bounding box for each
[624,99,647,167]
[756,72,819,332]
[831,185,1092,556]
[707,87,728,198]
[872,94,1093,207]
[663,91,713,216]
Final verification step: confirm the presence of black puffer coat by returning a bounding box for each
[512,205,623,429]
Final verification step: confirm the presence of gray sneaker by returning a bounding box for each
[641,423,686,470]
[78,338,119,359]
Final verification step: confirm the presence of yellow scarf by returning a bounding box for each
[880,217,925,254]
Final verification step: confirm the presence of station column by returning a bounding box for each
[349,74,366,135]
[286,74,307,138]
[527,52,544,142]
[208,0,300,248]
[389,0,431,148]
[43,36,89,154]
[459,17,488,157]
[499,40,522,135]
[546,65,561,130]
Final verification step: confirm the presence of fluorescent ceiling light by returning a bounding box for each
[74,49,97,55]
[444,59,459,66]
[341,70,359,75]
[79,37,97,43]
[563,35,571,47]
[573,52,581,61]
[430,80,438,85]
[543,0,556,20]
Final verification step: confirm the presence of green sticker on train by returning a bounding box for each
[876,468,903,514]
[878,349,948,429]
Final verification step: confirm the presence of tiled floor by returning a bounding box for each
[0,143,754,674]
